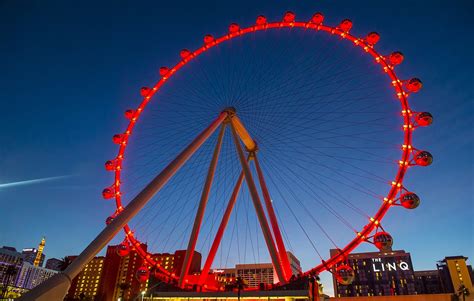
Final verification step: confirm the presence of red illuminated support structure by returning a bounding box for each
[198,170,245,286]
[179,124,227,287]
[254,154,293,281]
[229,120,287,285]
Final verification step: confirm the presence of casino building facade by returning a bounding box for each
[331,249,416,297]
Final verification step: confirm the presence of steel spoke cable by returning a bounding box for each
[261,153,359,232]
[260,159,323,260]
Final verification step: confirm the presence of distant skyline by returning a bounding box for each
[0,0,473,296]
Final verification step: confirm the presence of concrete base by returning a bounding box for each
[17,273,71,301]
[145,290,313,301]
[332,294,456,301]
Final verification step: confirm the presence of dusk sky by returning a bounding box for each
[0,0,472,296]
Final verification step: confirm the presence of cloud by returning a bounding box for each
[0,175,72,190]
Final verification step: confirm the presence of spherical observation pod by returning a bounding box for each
[159,67,169,77]
[406,78,423,93]
[204,34,215,44]
[366,32,380,45]
[335,265,355,285]
[415,151,433,166]
[415,112,433,127]
[229,23,240,33]
[105,160,117,171]
[389,51,404,66]
[140,87,151,97]
[373,231,393,251]
[136,265,150,283]
[180,49,192,59]
[339,19,353,32]
[105,216,115,225]
[112,134,125,145]
[124,109,136,120]
[256,15,267,25]
[311,12,324,24]
[283,11,296,23]
[117,242,130,257]
[400,192,420,209]
[102,186,115,199]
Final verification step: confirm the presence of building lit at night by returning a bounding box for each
[151,250,201,277]
[437,256,473,297]
[21,248,44,268]
[44,258,63,271]
[15,262,58,290]
[287,251,303,277]
[414,270,443,294]
[65,256,104,300]
[237,263,275,287]
[95,243,150,301]
[211,252,302,288]
[331,249,416,297]
[0,246,24,296]
[113,246,148,301]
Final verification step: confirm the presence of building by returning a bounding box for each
[237,263,275,288]
[33,238,46,267]
[0,246,24,296]
[20,237,47,268]
[96,246,122,301]
[65,256,104,300]
[213,263,277,288]
[330,249,416,297]
[437,256,473,297]
[173,250,202,277]
[414,270,443,294]
[22,248,45,267]
[146,249,202,294]
[95,243,151,301]
[45,258,63,271]
[213,268,237,287]
[112,245,148,301]
[1,246,18,252]
[211,252,302,289]
[151,250,202,277]
[287,251,303,277]
[15,262,58,290]
[152,252,175,274]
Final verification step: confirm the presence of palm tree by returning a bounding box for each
[2,264,18,298]
[118,282,131,300]
[457,284,470,301]
[233,277,247,301]
[59,256,73,271]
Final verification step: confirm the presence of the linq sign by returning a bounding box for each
[371,258,411,272]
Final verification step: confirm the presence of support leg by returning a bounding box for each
[19,112,228,301]
[198,169,246,286]
[229,121,287,284]
[254,154,292,281]
[179,123,227,287]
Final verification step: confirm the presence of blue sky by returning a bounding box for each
[0,0,472,295]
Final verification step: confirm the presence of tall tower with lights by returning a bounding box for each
[33,237,46,267]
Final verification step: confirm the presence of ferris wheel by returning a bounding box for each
[102,11,433,290]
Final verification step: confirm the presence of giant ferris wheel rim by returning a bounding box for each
[103,12,423,286]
